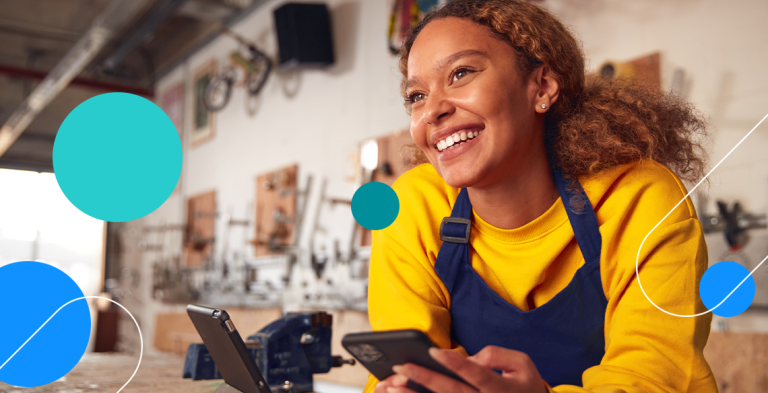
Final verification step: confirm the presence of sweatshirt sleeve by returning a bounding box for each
[552,218,715,393]
[362,226,470,393]
[552,161,717,393]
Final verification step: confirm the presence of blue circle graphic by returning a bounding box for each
[0,261,91,387]
[699,261,755,317]
[53,92,182,222]
[351,182,400,230]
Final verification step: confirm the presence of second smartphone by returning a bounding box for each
[342,329,468,393]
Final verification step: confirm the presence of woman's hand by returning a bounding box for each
[377,346,548,393]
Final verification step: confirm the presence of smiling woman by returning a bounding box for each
[365,1,716,393]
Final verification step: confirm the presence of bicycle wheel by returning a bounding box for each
[246,50,273,96]
[204,73,234,111]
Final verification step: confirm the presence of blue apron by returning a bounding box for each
[435,169,607,387]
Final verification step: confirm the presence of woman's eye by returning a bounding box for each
[452,68,473,83]
[408,93,426,104]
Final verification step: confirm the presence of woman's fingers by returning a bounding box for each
[386,347,545,393]
[469,345,534,373]
[393,362,479,393]
[384,386,420,393]
[468,346,548,393]
[374,374,399,393]
[429,347,518,391]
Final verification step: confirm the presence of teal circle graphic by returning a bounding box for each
[351,182,400,230]
[0,261,91,387]
[53,92,182,222]
[699,261,755,317]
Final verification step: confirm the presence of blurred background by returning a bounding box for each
[0,0,766,392]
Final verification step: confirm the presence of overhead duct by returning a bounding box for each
[0,0,152,158]
[101,0,189,74]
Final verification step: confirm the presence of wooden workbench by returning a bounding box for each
[0,352,361,393]
[0,353,221,393]
[2,331,766,392]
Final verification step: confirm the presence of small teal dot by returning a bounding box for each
[53,92,182,222]
[700,261,755,317]
[351,182,400,230]
[0,261,91,387]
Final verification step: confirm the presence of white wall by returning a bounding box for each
[132,0,768,348]
[154,0,409,258]
[129,0,410,353]
[550,0,768,209]
[547,0,768,331]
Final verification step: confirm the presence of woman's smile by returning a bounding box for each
[435,128,483,161]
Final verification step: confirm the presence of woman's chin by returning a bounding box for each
[440,167,481,189]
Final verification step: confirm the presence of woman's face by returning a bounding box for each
[406,17,551,188]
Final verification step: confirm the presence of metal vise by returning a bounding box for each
[183,311,355,393]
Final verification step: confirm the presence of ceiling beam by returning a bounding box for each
[0,63,154,97]
[0,0,152,158]
[0,15,83,42]
[102,0,189,72]
[155,0,269,79]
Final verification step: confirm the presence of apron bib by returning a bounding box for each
[434,169,607,387]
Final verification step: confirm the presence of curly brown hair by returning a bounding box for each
[399,0,708,183]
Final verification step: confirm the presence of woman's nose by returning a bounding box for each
[422,93,455,125]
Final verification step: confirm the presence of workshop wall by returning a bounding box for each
[110,0,768,388]
[548,0,768,333]
[114,0,407,386]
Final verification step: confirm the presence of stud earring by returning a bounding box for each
[541,104,546,109]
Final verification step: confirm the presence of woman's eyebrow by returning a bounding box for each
[405,76,424,92]
[433,49,488,72]
[406,49,488,91]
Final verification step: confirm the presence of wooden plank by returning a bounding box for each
[361,130,419,246]
[370,129,419,187]
[154,308,283,354]
[704,331,768,392]
[252,164,298,257]
[0,352,359,392]
[0,353,221,393]
[626,51,661,89]
[184,190,217,268]
[596,51,661,89]
[314,310,372,388]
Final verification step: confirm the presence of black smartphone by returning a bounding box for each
[341,329,468,393]
[186,304,272,393]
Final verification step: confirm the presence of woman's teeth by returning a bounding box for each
[436,130,482,152]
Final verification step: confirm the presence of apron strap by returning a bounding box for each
[435,188,472,293]
[552,168,602,264]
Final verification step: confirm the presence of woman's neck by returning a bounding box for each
[466,154,559,230]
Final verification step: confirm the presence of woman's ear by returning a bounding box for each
[533,65,560,113]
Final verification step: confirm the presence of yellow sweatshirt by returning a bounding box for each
[363,160,717,393]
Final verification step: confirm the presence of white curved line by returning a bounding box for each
[0,296,143,392]
[635,112,768,317]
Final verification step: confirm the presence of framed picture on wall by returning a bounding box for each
[159,81,185,194]
[160,81,185,140]
[191,60,216,147]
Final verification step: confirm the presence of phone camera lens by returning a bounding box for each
[349,343,387,363]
